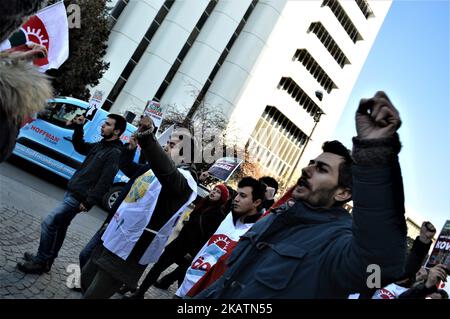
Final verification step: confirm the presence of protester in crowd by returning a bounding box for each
[366,221,436,299]
[78,115,155,271]
[259,176,279,211]
[123,184,229,299]
[398,264,449,299]
[195,91,407,299]
[80,122,198,299]
[175,177,266,298]
[185,185,297,298]
[0,0,52,162]
[17,114,126,274]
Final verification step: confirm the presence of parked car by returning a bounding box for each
[12,96,139,210]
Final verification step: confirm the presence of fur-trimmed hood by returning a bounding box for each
[0,58,53,161]
[0,58,53,120]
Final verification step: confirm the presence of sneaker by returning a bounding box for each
[17,260,51,274]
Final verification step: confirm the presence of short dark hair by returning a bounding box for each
[322,140,353,189]
[322,140,353,205]
[107,114,127,136]
[237,177,266,204]
[259,176,279,195]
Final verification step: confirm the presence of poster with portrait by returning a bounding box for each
[426,220,450,269]
[86,90,104,121]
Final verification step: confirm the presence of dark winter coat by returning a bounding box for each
[174,199,227,257]
[197,134,408,299]
[68,125,123,210]
[90,132,197,288]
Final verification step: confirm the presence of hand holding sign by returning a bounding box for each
[425,264,448,288]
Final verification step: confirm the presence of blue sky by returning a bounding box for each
[333,0,450,232]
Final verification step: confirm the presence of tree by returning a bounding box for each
[46,0,111,100]
[160,94,262,187]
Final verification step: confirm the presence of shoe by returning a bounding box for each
[71,287,82,292]
[17,260,51,274]
[153,279,171,290]
[122,290,144,299]
[23,252,35,262]
[117,285,135,295]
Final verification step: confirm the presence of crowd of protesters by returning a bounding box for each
[0,5,448,299]
[0,81,445,298]
[3,82,445,298]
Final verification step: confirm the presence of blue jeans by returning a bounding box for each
[35,192,81,264]
[79,227,104,270]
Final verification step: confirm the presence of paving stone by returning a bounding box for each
[0,206,180,299]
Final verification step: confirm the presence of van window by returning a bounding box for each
[38,102,86,129]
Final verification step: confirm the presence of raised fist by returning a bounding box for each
[355,91,401,140]
[419,221,436,244]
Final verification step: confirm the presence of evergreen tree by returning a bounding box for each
[46,0,111,100]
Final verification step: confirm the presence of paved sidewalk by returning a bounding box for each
[0,206,179,299]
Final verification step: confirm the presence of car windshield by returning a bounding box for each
[38,102,86,129]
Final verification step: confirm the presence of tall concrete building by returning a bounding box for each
[94,0,392,186]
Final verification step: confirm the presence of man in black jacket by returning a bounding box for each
[196,91,408,299]
[17,114,126,274]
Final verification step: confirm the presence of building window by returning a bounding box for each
[109,0,129,27]
[293,49,338,93]
[277,77,324,120]
[355,0,374,19]
[248,106,308,180]
[308,22,350,68]
[322,0,363,43]
[189,0,259,113]
[153,0,219,101]
[103,0,174,110]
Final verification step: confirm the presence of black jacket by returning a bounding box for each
[67,125,123,210]
[91,132,198,288]
[197,135,407,299]
[175,201,226,257]
[357,235,432,298]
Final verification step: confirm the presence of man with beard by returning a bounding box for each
[17,114,126,274]
[78,114,154,271]
[196,91,408,299]
[80,123,198,299]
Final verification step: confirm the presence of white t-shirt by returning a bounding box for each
[102,168,197,265]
